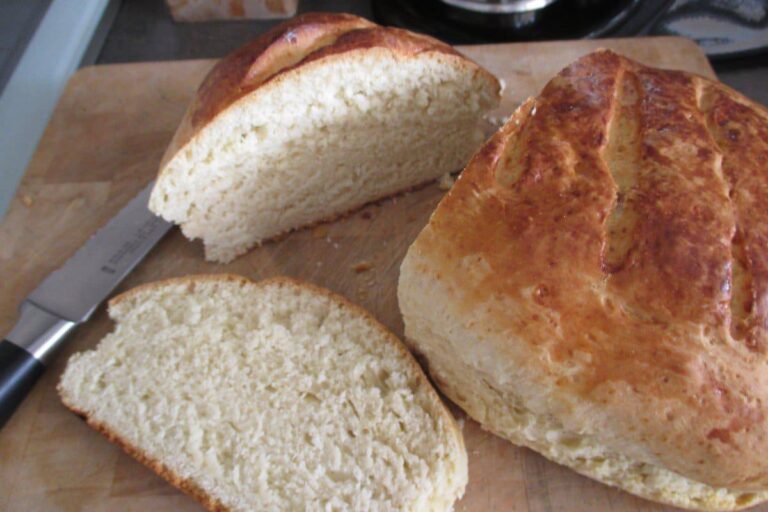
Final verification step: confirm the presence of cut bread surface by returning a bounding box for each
[59,275,467,512]
[148,14,500,262]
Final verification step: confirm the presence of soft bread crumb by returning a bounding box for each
[150,52,499,263]
[59,276,467,512]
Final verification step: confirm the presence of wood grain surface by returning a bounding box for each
[1,37,754,512]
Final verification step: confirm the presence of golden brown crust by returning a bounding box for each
[699,80,768,353]
[409,50,768,490]
[157,12,500,172]
[190,13,375,130]
[291,24,463,69]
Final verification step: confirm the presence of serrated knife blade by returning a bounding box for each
[28,182,171,322]
[1,181,172,428]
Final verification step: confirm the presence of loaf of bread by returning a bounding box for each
[59,275,467,511]
[149,13,500,263]
[398,50,768,511]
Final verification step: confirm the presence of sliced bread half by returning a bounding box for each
[59,275,467,511]
[148,13,501,262]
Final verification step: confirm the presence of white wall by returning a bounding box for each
[0,0,110,220]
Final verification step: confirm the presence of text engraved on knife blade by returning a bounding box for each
[100,215,168,275]
[27,182,173,322]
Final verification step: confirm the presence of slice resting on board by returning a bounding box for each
[59,275,467,512]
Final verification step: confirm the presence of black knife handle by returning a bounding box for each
[0,339,45,429]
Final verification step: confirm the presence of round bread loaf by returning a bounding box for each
[399,49,768,511]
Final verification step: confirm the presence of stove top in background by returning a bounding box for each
[97,0,768,106]
[373,0,657,44]
[373,0,768,59]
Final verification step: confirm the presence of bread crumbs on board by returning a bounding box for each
[438,174,455,191]
[352,261,373,273]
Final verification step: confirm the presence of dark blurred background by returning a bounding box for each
[96,0,767,103]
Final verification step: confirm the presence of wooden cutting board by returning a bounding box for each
[1,37,753,512]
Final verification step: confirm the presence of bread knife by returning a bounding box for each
[0,181,172,428]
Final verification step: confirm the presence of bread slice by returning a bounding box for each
[398,50,768,511]
[148,13,500,262]
[59,275,467,511]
